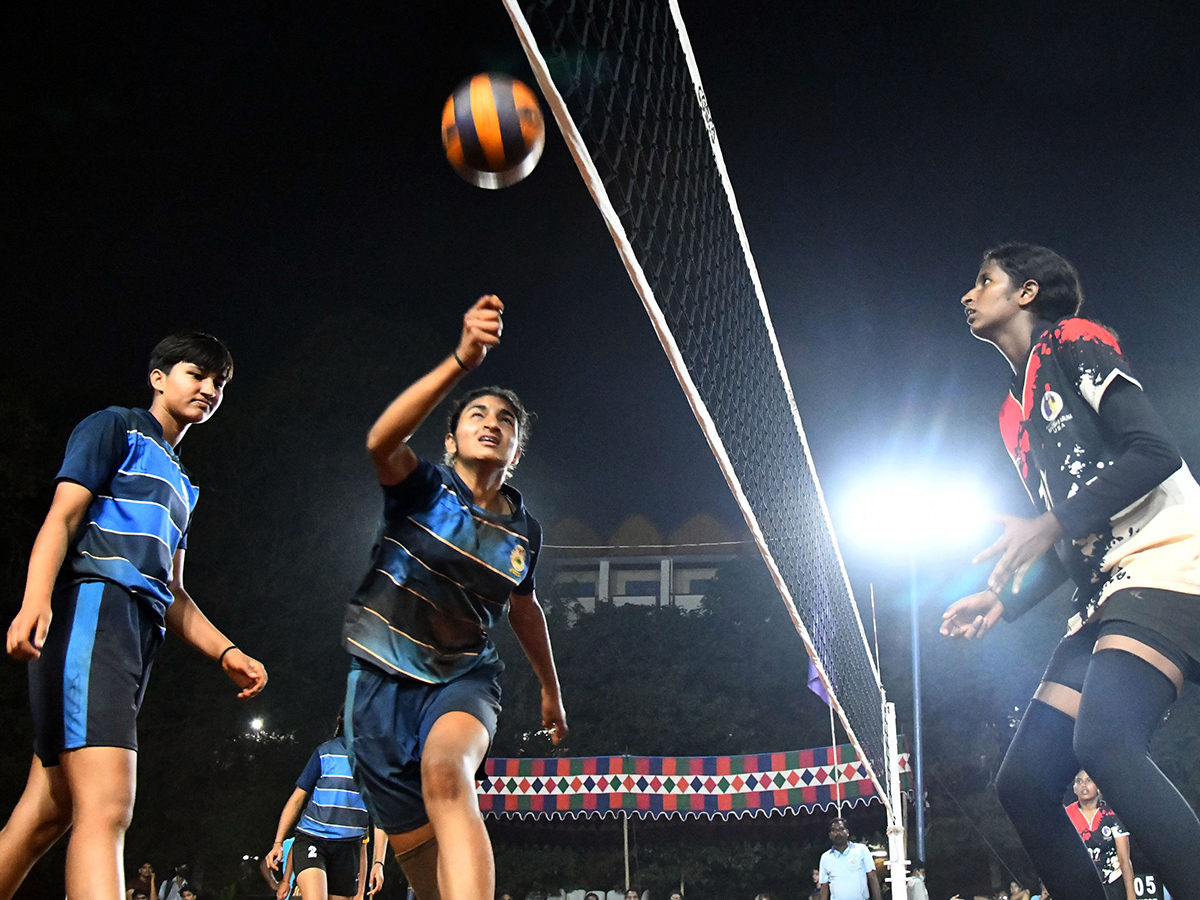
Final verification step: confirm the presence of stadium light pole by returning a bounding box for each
[843,474,991,865]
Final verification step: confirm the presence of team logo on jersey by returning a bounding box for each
[1041,390,1064,422]
[509,544,527,578]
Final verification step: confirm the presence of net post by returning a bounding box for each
[884,700,909,897]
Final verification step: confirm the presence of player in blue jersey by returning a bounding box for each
[341,294,567,900]
[267,713,387,900]
[942,245,1200,899]
[0,332,269,900]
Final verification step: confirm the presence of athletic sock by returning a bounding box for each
[1076,648,1200,899]
[995,699,1107,900]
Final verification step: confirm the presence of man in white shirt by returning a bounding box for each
[906,861,929,900]
[818,818,881,900]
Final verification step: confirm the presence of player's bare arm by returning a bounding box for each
[508,590,567,743]
[165,549,268,698]
[367,295,503,486]
[1117,833,1136,900]
[6,480,93,659]
[940,590,1005,640]
[367,825,387,896]
[266,787,309,870]
[973,511,1064,595]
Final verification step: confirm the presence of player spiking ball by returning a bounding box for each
[340,295,566,900]
[0,332,268,899]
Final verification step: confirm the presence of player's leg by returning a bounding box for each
[292,837,331,900]
[322,837,365,900]
[57,583,157,899]
[59,745,137,899]
[1074,615,1200,897]
[390,825,440,900]
[420,711,492,900]
[994,627,1107,900]
[295,866,330,900]
[0,755,73,898]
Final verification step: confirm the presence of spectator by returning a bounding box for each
[127,861,156,900]
[1008,880,1031,900]
[1066,770,1136,900]
[160,863,192,900]
[906,862,928,900]
[818,818,881,900]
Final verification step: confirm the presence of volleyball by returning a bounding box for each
[441,73,546,189]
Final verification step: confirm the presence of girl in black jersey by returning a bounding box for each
[941,244,1200,900]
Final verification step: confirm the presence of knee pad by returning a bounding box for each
[398,836,440,900]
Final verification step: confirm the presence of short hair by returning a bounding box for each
[148,331,234,384]
[444,386,533,465]
[981,243,1084,321]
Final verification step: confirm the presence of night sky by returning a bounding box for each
[7,0,1200,712]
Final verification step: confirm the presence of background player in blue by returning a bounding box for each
[266,714,387,900]
[941,245,1200,899]
[0,332,269,900]
[342,294,567,900]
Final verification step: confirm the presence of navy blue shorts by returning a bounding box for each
[29,581,162,765]
[292,833,362,896]
[1042,588,1200,693]
[344,658,501,834]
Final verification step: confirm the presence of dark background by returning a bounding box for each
[3,1,1200,897]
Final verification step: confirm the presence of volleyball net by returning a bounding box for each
[502,0,891,805]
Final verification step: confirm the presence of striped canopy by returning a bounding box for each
[479,742,910,820]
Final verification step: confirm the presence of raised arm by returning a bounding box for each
[508,590,567,743]
[7,480,93,659]
[165,549,268,698]
[368,295,503,486]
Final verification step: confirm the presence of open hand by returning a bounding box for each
[940,591,1004,640]
[974,512,1063,595]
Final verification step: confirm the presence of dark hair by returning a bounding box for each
[148,331,234,384]
[982,243,1084,321]
[444,386,532,467]
[334,707,344,738]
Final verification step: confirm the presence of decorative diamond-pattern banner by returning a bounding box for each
[478,742,911,820]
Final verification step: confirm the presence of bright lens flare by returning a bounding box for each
[843,475,991,557]
[249,717,264,732]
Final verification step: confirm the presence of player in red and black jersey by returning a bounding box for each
[941,244,1200,899]
[1066,771,1135,900]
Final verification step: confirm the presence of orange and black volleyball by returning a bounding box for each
[441,73,545,189]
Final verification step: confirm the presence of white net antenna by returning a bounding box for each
[504,0,889,803]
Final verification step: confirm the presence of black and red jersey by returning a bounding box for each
[1065,800,1127,886]
[998,318,1200,631]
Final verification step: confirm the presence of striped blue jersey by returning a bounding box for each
[56,407,198,627]
[295,737,372,841]
[342,460,540,683]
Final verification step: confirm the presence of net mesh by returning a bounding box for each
[510,0,887,792]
